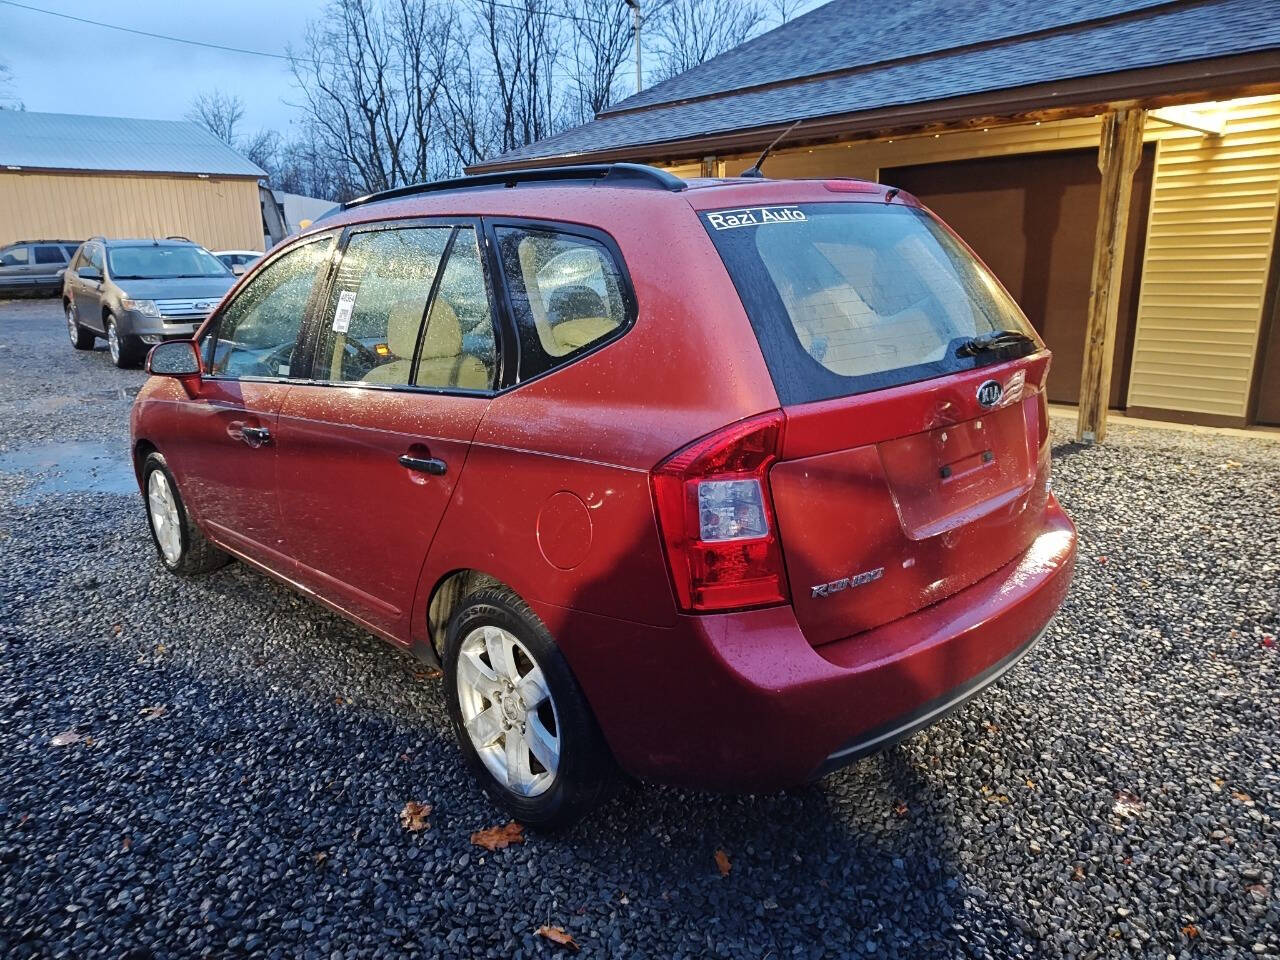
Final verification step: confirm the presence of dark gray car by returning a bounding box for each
[62,238,236,367]
[0,241,82,296]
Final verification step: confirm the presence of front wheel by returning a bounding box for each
[106,315,145,368]
[141,452,231,576]
[66,302,95,350]
[444,587,616,829]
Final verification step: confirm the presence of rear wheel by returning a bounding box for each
[66,302,95,350]
[444,587,615,828]
[141,452,230,576]
[106,315,145,368]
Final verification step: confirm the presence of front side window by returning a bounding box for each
[701,202,1037,404]
[1,245,29,267]
[204,237,332,379]
[85,245,105,274]
[107,245,229,280]
[494,225,629,380]
[315,225,496,390]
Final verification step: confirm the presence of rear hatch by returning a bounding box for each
[701,196,1053,647]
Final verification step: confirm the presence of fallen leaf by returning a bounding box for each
[1181,924,1199,939]
[138,706,167,720]
[1025,779,1037,789]
[535,926,579,951]
[1097,555,1109,565]
[1073,866,1086,881]
[121,836,132,851]
[714,849,731,877]
[1231,790,1253,805]
[111,624,123,636]
[399,801,432,832]
[984,721,1000,733]
[154,644,166,656]
[312,851,328,866]
[334,696,345,706]
[1210,778,1225,792]
[471,822,524,851]
[50,730,83,747]
[415,667,444,681]
[1113,789,1143,818]
[1262,635,1275,649]
[893,801,909,817]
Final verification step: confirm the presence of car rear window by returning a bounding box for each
[701,202,1037,405]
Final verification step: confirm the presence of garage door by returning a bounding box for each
[884,147,1155,407]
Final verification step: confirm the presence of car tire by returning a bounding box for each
[65,302,95,350]
[141,452,231,576]
[105,314,145,368]
[444,586,616,829]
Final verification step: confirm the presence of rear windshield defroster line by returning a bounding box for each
[700,202,1038,406]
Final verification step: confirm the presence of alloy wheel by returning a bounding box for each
[65,305,78,345]
[107,321,121,365]
[147,469,182,564]
[456,625,560,797]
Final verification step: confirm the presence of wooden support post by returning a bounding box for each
[700,155,718,178]
[1077,106,1147,444]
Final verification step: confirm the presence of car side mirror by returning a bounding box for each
[147,339,202,378]
[55,268,66,281]
[77,266,101,281]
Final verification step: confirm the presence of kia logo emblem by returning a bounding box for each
[976,380,1003,407]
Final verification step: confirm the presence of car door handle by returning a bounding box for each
[240,425,271,448]
[398,454,447,476]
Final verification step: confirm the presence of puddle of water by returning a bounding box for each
[0,441,138,501]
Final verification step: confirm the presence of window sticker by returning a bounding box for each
[332,289,357,333]
[706,206,807,231]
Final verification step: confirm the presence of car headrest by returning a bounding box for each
[421,299,461,359]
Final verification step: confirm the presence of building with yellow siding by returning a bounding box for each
[472,0,1280,433]
[0,111,265,257]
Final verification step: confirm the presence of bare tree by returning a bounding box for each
[289,0,455,192]
[764,0,806,24]
[186,90,245,145]
[651,0,764,82]
[0,60,24,110]
[471,0,564,154]
[564,0,635,124]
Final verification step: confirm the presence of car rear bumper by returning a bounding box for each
[535,495,1076,791]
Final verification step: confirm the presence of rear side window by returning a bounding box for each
[493,225,629,380]
[34,245,66,264]
[315,225,495,390]
[1,245,29,266]
[701,203,1036,404]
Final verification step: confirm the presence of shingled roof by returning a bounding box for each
[473,0,1280,170]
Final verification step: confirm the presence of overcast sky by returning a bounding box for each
[0,0,324,135]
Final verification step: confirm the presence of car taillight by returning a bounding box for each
[651,411,790,613]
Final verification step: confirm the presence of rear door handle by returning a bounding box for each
[240,425,271,447]
[398,454,447,476]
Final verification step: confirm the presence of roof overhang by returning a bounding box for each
[469,50,1280,173]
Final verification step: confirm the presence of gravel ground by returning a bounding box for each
[1,297,1277,960]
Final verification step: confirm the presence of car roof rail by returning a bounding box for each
[340,163,688,212]
[165,235,192,242]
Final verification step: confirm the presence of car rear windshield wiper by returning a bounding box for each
[955,329,1037,358]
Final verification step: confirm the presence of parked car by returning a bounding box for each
[131,164,1077,827]
[213,249,263,275]
[0,240,82,297]
[62,237,236,367]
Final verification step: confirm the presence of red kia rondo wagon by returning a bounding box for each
[132,164,1076,826]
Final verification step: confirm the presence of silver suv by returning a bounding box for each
[62,237,236,367]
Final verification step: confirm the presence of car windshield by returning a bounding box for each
[107,245,230,279]
[701,201,1038,404]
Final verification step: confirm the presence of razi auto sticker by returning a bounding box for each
[706,206,807,230]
